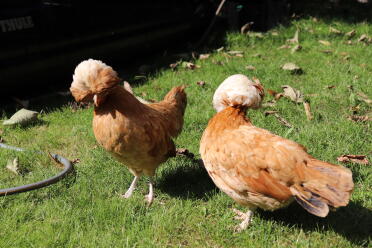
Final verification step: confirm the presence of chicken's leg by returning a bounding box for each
[145,177,154,206]
[232,208,255,232]
[122,176,139,198]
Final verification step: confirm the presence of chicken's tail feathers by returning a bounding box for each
[70,59,121,103]
[291,159,354,217]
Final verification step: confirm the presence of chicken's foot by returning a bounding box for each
[232,208,254,232]
[145,177,154,207]
[122,176,139,198]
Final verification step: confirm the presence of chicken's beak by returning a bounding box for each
[93,94,98,107]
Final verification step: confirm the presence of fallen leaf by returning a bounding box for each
[358,34,369,43]
[325,85,336,89]
[226,51,244,57]
[271,31,279,36]
[340,52,349,56]
[262,100,277,108]
[216,47,224,52]
[319,40,331,46]
[337,155,369,165]
[348,115,370,122]
[303,101,313,120]
[279,44,291,49]
[72,158,81,164]
[345,40,353,45]
[312,17,318,22]
[252,53,262,58]
[291,45,302,53]
[181,62,200,70]
[199,54,210,60]
[264,111,293,128]
[169,61,180,70]
[3,109,39,126]
[196,81,206,86]
[176,148,195,159]
[287,29,299,44]
[281,63,302,74]
[281,85,304,103]
[240,22,254,34]
[345,30,356,38]
[343,55,351,60]
[330,27,342,34]
[212,60,224,66]
[245,65,256,71]
[267,89,278,96]
[247,32,264,38]
[141,92,147,97]
[321,49,333,54]
[264,110,278,116]
[6,157,21,175]
[356,92,372,105]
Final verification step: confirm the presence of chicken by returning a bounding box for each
[199,74,353,231]
[70,59,187,205]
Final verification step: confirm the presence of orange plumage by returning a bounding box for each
[70,59,187,205]
[200,74,353,231]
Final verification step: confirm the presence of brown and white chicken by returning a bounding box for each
[70,59,187,205]
[199,74,353,231]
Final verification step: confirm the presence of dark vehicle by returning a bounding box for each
[0,0,213,96]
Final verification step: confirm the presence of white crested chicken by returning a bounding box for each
[70,59,187,205]
[199,74,353,231]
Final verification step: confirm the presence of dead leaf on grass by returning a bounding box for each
[337,155,369,165]
[321,49,333,54]
[240,22,254,34]
[196,81,206,86]
[252,53,262,58]
[199,54,211,60]
[356,92,372,105]
[176,148,195,159]
[264,111,293,128]
[3,109,39,126]
[245,65,256,71]
[358,34,370,43]
[287,29,299,44]
[271,31,279,36]
[279,44,291,49]
[267,89,278,97]
[348,115,371,122]
[212,60,224,66]
[181,62,200,70]
[345,30,356,38]
[330,27,342,35]
[319,40,331,46]
[303,101,313,120]
[281,85,304,103]
[72,158,81,164]
[281,63,303,74]
[169,61,180,70]
[291,45,302,53]
[325,85,336,89]
[6,157,21,175]
[262,100,277,108]
[216,47,224,52]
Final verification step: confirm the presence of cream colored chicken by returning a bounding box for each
[200,74,353,231]
[70,59,187,205]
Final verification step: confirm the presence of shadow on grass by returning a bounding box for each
[156,159,217,201]
[259,200,372,247]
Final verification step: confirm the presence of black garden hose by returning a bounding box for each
[0,143,74,197]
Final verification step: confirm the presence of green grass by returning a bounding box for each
[1,18,371,247]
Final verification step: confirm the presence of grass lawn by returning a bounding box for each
[1,17,371,247]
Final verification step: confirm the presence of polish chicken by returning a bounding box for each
[70,59,187,205]
[199,74,353,231]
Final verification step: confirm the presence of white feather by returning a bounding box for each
[213,74,263,112]
[71,59,113,91]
